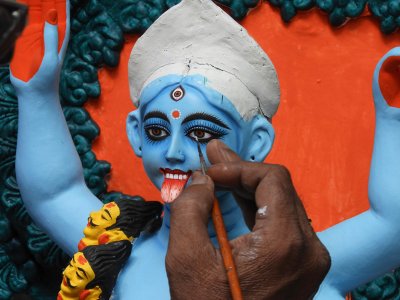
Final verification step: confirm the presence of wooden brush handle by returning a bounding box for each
[211,198,243,300]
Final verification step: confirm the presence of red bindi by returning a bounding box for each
[105,202,116,208]
[171,110,181,119]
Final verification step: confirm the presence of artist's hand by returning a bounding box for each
[166,140,330,300]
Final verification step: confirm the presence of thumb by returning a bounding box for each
[169,172,215,251]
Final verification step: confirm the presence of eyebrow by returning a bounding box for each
[104,209,111,218]
[77,267,88,279]
[182,113,230,129]
[143,111,169,123]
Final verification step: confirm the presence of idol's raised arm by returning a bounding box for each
[316,47,400,299]
[11,0,102,255]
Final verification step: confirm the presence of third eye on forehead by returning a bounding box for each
[143,111,230,129]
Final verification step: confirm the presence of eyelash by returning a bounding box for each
[184,123,228,143]
[143,120,228,143]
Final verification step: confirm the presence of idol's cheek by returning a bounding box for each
[62,267,73,282]
[60,272,78,295]
[142,166,164,190]
[140,156,164,190]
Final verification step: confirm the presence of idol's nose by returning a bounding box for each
[165,138,185,163]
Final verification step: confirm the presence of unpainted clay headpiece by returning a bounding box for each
[128,0,280,119]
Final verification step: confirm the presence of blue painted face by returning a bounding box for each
[127,75,274,203]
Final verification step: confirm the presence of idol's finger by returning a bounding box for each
[55,0,66,24]
[41,0,56,22]
[57,0,69,56]
[27,0,41,24]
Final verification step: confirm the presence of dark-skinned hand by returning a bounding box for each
[166,140,331,300]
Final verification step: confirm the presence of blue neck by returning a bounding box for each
[155,192,250,248]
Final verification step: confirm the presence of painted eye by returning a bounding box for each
[76,272,83,280]
[150,128,162,136]
[88,217,98,227]
[188,130,213,141]
[145,126,169,141]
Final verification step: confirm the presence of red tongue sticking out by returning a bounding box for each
[161,173,190,203]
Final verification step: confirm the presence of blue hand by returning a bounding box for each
[11,0,102,255]
[316,47,400,299]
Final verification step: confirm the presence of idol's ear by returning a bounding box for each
[127,110,142,158]
[244,115,275,162]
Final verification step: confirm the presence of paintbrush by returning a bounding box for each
[195,137,243,300]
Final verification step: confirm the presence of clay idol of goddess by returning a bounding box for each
[10,0,400,298]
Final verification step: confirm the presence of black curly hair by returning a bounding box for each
[83,240,132,300]
[105,195,163,238]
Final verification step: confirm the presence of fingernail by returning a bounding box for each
[46,9,58,25]
[190,171,209,185]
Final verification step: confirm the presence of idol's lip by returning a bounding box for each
[160,168,193,180]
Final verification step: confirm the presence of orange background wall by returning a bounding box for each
[85,3,399,232]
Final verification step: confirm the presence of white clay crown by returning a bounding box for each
[128,0,280,119]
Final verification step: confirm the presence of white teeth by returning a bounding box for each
[164,172,190,180]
